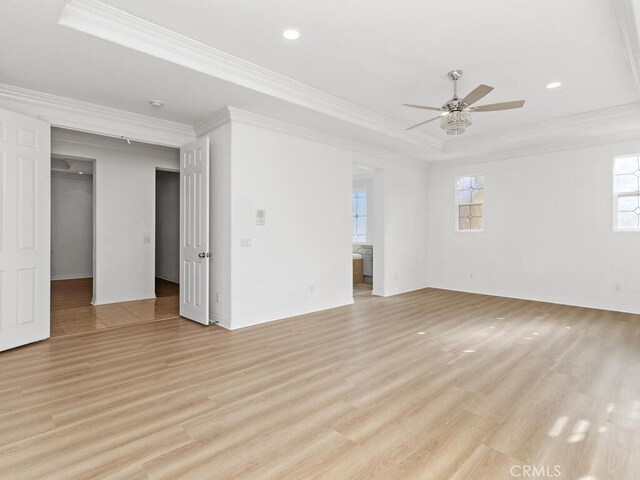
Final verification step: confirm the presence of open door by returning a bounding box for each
[0,108,51,351]
[179,137,210,325]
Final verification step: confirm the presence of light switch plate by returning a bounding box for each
[240,238,252,247]
[256,209,266,225]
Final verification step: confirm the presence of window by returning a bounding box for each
[352,189,367,242]
[456,175,484,231]
[614,155,640,231]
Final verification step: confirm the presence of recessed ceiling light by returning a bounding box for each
[282,29,300,40]
[78,171,84,175]
[149,100,164,108]
[546,81,562,89]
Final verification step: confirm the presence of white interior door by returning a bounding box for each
[0,108,50,351]
[179,137,210,325]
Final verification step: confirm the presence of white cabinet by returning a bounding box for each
[361,246,373,277]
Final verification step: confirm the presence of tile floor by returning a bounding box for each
[51,278,180,337]
[353,282,374,302]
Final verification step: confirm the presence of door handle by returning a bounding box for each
[199,252,212,258]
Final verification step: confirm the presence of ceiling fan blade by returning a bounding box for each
[461,84,494,106]
[406,115,442,130]
[402,103,443,112]
[470,100,525,112]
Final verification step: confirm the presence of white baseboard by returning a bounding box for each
[92,292,156,305]
[372,283,430,297]
[428,283,640,315]
[209,312,231,329]
[155,275,179,284]
[51,274,93,281]
[226,297,354,330]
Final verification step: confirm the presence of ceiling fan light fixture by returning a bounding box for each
[402,70,524,133]
[441,110,471,135]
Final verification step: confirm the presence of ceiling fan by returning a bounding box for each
[403,70,525,135]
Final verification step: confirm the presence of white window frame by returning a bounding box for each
[352,189,367,243]
[612,154,640,233]
[455,174,484,233]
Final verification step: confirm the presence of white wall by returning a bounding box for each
[427,140,640,314]
[229,123,354,329]
[380,162,430,296]
[204,119,431,329]
[51,172,93,280]
[155,170,180,283]
[51,128,179,304]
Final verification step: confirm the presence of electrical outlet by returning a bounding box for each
[614,281,623,293]
[215,291,220,302]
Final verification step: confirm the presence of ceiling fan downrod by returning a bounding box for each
[448,70,463,102]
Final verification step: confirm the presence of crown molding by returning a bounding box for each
[196,107,431,170]
[58,0,442,153]
[431,128,640,170]
[193,108,232,137]
[437,102,640,165]
[6,79,640,170]
[0,83,195,147]
[611,0,640,95]
[51,126,180,159]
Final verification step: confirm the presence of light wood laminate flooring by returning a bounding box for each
[3,288,639,479]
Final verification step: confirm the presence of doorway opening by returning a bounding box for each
[352,165,375,302]
[155,169,180,299]
[50,155,96,336]
[49,128,184,338]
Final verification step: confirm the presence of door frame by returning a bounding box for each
[153,167,180,294]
